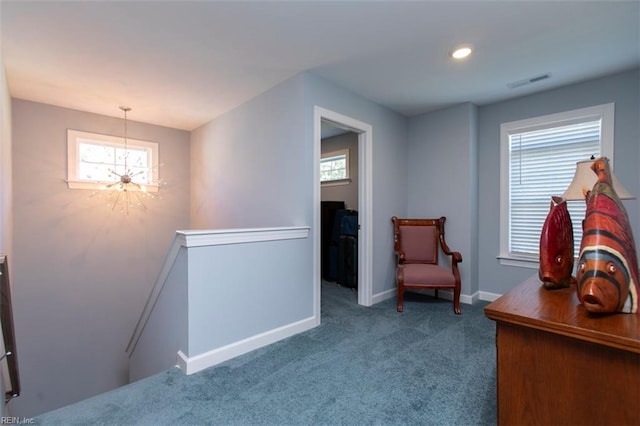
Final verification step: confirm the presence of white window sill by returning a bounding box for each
[497,254,538,269]
[321,178,352,187]
[67,180,159,193]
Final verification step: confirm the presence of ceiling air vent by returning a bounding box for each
[507,73,552,89]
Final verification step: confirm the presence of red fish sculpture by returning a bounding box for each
[539,196,575,289]
[577,157,639,314]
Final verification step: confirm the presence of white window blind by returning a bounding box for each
[509,121,601,258]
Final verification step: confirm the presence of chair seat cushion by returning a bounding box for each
[400,264,455,286]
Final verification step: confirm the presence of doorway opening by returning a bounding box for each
[313,107,372,322]
[320,125,358,302]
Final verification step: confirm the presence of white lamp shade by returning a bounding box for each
[562,159,635,201]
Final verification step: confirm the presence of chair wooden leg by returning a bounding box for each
[396,267,405,312]
[397,283,404,312]
[453,285,461,315]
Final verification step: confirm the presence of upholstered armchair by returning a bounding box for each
[391,216,462,314]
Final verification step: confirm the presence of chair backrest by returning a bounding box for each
[392,217,442,264]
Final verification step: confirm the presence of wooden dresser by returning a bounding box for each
[484,275,640,425]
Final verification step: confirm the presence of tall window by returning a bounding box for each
[320,149,350,184]
[499,103,614,267]
[67,130,159,192]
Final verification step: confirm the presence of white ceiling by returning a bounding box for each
[2,1,638,131]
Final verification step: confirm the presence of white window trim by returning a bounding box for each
[320,148,351,186]
[498,103,615,268]
[67,129,159,192]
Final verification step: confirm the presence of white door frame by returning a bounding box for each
[313,106,373,321]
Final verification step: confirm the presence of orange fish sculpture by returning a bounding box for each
[539,196,575,289]
[577,157,638,314]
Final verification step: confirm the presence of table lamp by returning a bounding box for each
[562,157,634,201]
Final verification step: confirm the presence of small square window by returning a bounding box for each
[320,149,350,184]
[67,130,159,192]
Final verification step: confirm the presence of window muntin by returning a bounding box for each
[67,130,159,192]
[499,103,614,267]
[320,149,349,183]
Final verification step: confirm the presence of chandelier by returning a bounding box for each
[103,106,151,214]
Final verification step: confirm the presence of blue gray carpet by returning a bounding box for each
[37,282,497,425]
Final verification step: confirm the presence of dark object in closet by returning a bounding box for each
[321,201,345,281]
[335,210,358,289]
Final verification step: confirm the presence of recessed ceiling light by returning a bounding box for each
[451,46,472,60]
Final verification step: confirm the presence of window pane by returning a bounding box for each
[128,166,150,184]
[78,142,151,184]
[320,154,347,182]
[78,162,114,182]
[79,143,115,164]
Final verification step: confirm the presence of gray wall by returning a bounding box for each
[477,68,640,296]
[407,103,479,297]
[190,75,307,229]
[11,100,191,417]
[321,132,358,210]
[186,235,313,356]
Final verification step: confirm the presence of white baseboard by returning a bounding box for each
[176,315,318,375]
[372,288,395,304]
[426,289,502,304]
[377,288,492,306]
[478,291,502,302]
[417,289,477,305]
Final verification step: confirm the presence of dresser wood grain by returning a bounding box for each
[484,275,640,425]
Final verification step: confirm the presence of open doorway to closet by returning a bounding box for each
[320,123,359,302]
[313,107,373,323]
